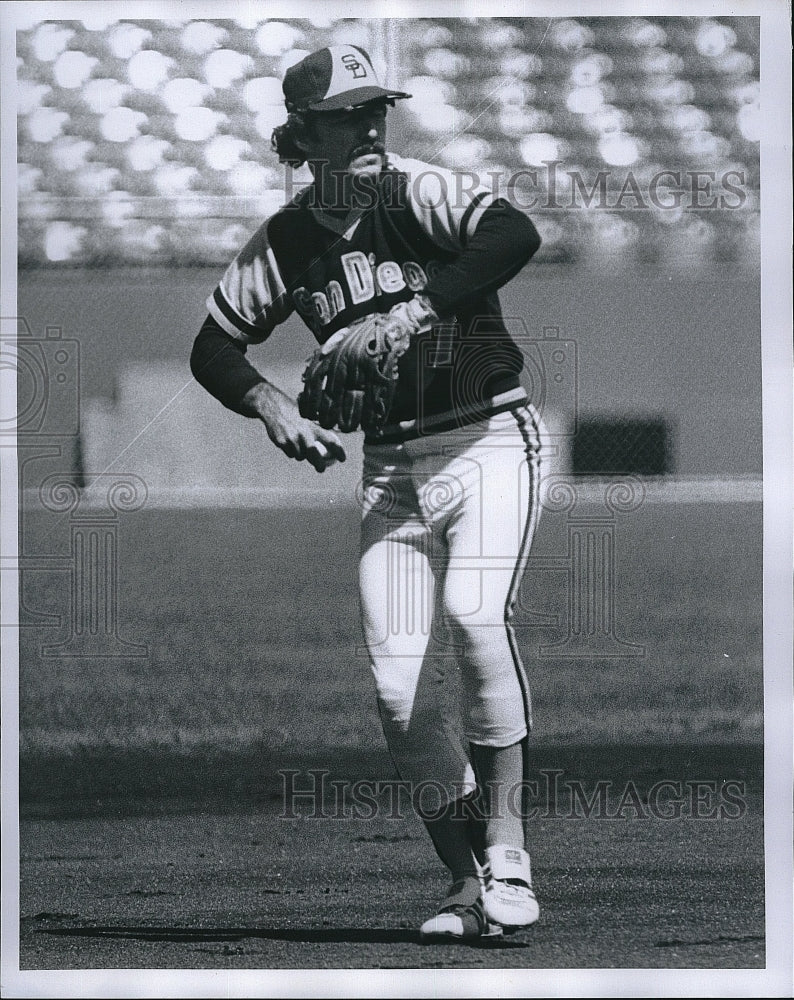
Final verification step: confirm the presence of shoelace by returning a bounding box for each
[483,864,535,895]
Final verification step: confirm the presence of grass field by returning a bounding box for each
[17,495,763,813]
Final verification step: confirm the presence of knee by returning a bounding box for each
[442,578,498,636]
[442,599,495,652]
[370,663,415,730]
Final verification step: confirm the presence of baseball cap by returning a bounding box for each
[283,44,411,112]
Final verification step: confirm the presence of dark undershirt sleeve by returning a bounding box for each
[421,200,541,318]
[190,313,267,416]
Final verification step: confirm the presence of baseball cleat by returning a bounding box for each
[481,844,540,929]
[419,878,503,942]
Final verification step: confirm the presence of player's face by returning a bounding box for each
[303,100,390,183]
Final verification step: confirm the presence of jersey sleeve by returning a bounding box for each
[386,155,540,319]
[389,155,497,251]
[206,218,294,345]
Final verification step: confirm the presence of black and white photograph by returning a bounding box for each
[1,2,791,997]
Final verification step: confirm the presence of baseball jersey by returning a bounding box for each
[205,155,540,441]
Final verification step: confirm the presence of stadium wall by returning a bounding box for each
[16,264,761,505]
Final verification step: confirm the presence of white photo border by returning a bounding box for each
[1,1,791,996]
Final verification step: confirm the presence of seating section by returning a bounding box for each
[17,16,760,267]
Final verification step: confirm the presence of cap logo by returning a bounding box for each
[282,44,411,111]
[341,53,367,80]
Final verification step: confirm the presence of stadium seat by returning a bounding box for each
[18,80,53,115]
[253,21,306,55]
[18,163,44,197]
[160,77,214,114]
[51,49,99,89]
[124,134,171,172]
[180,20,229,55]
[44,220,89,262]
[203,49,253,88]
[242,76,287,111]
[29,22,76,61]
[24,107,70,143]
[99,106,148,143]
[80,78,132,113]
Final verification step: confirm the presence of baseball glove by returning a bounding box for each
[298,313,410,435]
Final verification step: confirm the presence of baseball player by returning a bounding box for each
[191,44,544,941]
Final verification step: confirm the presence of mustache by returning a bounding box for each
[350,141,385,159]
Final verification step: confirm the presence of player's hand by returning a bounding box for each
[244,382,346,473]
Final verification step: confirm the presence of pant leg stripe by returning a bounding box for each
[504,405,543,733]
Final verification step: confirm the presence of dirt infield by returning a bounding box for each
[19,744,763,971]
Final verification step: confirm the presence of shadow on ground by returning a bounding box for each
[38,923,529,949]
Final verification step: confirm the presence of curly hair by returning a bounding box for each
[271,112,309,167]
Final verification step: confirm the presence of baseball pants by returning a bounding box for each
[358,405,543,805]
